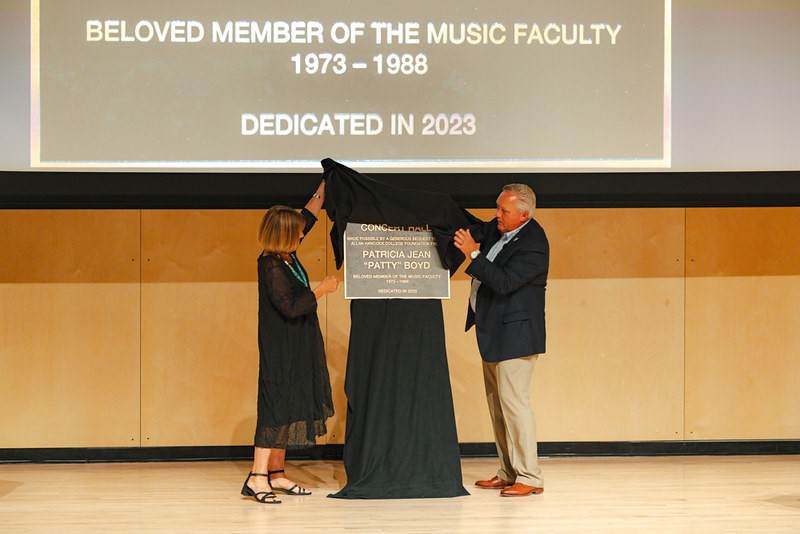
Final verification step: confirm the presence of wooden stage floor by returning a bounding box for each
[1,456,799,532]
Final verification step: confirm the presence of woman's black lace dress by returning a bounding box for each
[254,210,334,449]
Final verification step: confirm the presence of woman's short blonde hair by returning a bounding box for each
[258,205,305,254]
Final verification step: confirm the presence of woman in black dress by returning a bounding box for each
[242,181,338,504]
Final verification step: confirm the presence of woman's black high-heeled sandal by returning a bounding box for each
[268,469,312,496]
[241,472,281,504]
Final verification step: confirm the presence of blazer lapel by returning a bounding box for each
[493,222,533,264]
[481,227,503,253]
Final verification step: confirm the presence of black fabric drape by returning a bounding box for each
[322,158,474,499]
[322,158,478,274]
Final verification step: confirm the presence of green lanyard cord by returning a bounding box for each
[283,254,309,287]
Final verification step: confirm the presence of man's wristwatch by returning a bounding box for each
[469,250,481,260]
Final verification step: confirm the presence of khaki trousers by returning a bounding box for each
[482,355,543,487]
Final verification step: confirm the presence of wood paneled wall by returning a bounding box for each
[684,208,800,439]
[1,207,799,448]
[0,211,140,447]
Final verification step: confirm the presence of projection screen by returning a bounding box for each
[2,0,799,175]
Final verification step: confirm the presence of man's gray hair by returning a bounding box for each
[500,183,536,219]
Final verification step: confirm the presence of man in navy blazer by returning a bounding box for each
[454,183,549,497]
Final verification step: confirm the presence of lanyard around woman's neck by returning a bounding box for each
[280,253,308,287]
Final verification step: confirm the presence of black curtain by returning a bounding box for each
[322,159,473,499]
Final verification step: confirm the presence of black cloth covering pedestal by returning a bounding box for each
[322,158,476,499]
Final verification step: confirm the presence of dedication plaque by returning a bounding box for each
[344,222,449,299]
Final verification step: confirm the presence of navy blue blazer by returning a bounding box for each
[465,218,549,362]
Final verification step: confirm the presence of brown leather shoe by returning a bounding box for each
[500,482,544,497]
[475,476,512,489]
